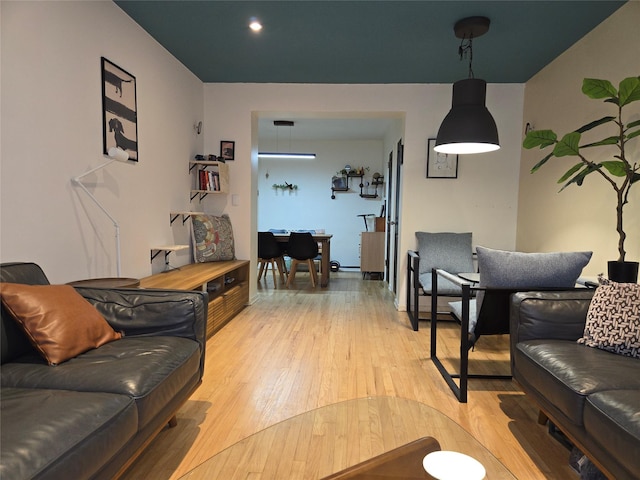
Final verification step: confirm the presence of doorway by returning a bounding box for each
[256,113,404,275]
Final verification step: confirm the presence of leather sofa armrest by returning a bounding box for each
[509,290,593,362]
[75,287,207,352]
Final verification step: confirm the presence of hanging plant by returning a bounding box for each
[273,182,298,190]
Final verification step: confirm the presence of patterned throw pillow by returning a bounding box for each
[191,214,236,262]
[578,276,640,358]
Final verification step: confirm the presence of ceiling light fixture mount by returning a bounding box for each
[434,16,500,155]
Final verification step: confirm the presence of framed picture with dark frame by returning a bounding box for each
[220,140,235,161]
[101,57,138,161]
[426,138,458,178]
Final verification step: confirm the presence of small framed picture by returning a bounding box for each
[220,140,235,161]
[332,176,348,190]
[427,138,458,178]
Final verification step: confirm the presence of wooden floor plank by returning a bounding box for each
[121,272,574,480]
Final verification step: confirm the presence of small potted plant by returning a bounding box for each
[523,76,640,282]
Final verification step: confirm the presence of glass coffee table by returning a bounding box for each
[179,396,515,479]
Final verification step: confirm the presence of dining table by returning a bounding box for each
[273,233,333,287]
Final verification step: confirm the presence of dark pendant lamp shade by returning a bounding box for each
[435,78,500,154]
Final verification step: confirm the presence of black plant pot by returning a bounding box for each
[608,260,639,283]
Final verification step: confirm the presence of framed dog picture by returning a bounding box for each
[426,138,457,178]
[101,57,138,161]
[220,141,235,161]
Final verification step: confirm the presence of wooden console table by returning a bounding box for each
[139,260,249,338]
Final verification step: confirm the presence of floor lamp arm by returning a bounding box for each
[72,159,122,277]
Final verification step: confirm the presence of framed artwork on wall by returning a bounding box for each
[220,140,235,161]
[426,138,458,178]
[101,57,138,161]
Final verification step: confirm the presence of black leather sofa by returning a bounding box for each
[510,290,640,480]
[0,262,207,480]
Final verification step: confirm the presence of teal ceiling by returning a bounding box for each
[115,1,625,84]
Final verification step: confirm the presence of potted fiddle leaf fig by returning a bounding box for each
[523,76,640,282]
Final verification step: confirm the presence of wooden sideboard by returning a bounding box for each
[360,232,385,275]
[139,260,250,338]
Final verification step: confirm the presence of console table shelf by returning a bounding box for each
[139,260,250,338]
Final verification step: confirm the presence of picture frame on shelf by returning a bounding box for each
[426,138,458,178]
[332,175,347,190]
[220,140,235,161]
[101,57,138,161]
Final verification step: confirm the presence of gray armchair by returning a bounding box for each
[406,232,474,331]
[430,247,593,402]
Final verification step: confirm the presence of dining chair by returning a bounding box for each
[286,232,319,288]
[257,231,287,285]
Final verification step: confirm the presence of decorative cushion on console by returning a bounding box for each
[0,283,122,365]
[578,276,640,358]
[416,232,474,296]
[191,214,235,262]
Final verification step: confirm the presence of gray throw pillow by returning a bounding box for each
[416,232,474,295]
[476,246,592,288]
[475,246,592,314]
[416,232,474,276]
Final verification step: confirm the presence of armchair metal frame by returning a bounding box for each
[406,250,476,331]
[430,268,583,403]
[406,250,422,331]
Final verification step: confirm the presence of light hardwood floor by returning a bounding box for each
[121,271,576,480]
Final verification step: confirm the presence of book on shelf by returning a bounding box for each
[198,169,221,191]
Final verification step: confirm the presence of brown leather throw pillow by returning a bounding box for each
[0,283,122,365]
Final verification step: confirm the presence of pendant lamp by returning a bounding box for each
[435,17,500,155]
[258,120,316,159]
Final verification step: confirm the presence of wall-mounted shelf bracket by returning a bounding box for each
[190,191,211,202]
[150,245,189,269]
[170,211,205,225]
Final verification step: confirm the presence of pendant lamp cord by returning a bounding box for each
[458,34,475,79]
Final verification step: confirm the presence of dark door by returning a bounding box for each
[385,151,392,282]
[391,139,403,294]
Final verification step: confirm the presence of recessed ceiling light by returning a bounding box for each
[249,18,262,32]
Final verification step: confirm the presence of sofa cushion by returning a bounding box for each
[0,387,137,480]
[583,390,640,478]
[514,340,640,425]
[1,336,200,430]
[0,283,122,365]
[191,213,235,262]
[1,263,51,365]
[578,278,640,358]
[448,298,478,332]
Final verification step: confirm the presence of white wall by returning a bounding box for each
[1,2,526,308]
[204,83,524,306]
[1,1,204,283]
[518,1,640,276]
[257,139,386,267]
